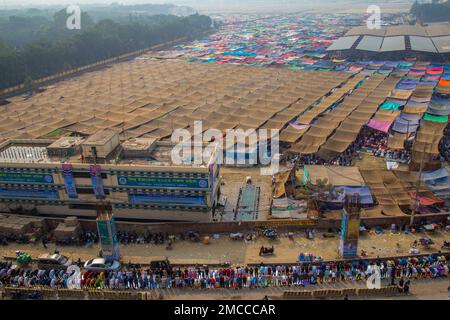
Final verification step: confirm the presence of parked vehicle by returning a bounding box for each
[83,258,121,272]
[149,257,170,270]
[37,253,73,270]
[263,228,277,239]
[15,251,31,266]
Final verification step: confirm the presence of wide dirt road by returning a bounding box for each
[160,278,449,300]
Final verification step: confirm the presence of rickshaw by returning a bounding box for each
[263,228,277,240]
[259,246,274,256]
[413,237,434,249]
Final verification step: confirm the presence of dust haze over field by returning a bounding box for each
[2,0,414,14]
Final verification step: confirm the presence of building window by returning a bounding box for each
[68,203,97,210]
[76,188,110,195]
[72,171,107,179]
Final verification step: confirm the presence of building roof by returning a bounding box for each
[47,136,84,149]
[410,36,438,53]
[425,22,450,37]
[380,36,405,52]
[356,36,384,51]
[344,23,450,37]
[325,36,359,51]
[121,138,157,151]
[345,26,387,37]
[82,129,118,146]
[330,23,450,54]
[385,25,427,37]
[432,36,450,53]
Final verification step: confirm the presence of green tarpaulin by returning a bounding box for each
[380,101,401,111]
[303,167,311,185]
[423,113,449,123]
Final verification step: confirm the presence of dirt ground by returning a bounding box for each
[1,229,448,266]
[219,166,273,221]
[160,278,449,300]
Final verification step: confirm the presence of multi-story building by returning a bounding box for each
[0,132,220,222]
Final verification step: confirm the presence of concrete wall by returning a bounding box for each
[73,212,449,234]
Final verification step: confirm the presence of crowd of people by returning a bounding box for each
[0,254,447,291]
[386,150,411,163]
[41,231,175,247]
[284,152,356,167]
[439,124,450,162]
[283,126,414,168]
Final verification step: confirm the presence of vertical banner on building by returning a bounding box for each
[62,163,78,198]
[339,208,360,258]
[96,216,120,261]
[209,163,215,206]
[109,216,120,260]
[90,165,105,199]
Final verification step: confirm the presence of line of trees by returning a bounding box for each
[0,11,212,90]
[410,0,450,23]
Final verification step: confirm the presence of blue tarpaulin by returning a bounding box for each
[322,186,375,210]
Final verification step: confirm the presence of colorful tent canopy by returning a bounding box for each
[423,113,449,123]
[367,119,393,133]
[380,101,401,111]
[408,191,444,206]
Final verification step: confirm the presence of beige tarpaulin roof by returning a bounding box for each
[0,60,351,143]
[387,132,407,150]
[304,165,365,186]
[317,75,399,160]
[279,125,308,143]
[373,109,400,121]
[289,76,388,155]
[360,169,411,216]
[273,169,293,198]
[296,74,365,125]
[390,89,412,100]
[411,120,447,164]
[393,170,432,193]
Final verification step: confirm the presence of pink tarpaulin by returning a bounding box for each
[289,122,310,130]
[367,119,393,133]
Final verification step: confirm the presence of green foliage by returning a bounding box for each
[410,0,450,23]
[294,178,343,202]
[0,11,212,90]
[23,75,34,91]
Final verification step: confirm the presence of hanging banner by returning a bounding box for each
[118,175,208,189]
[0,172,54,184]
[129,193,207,206]
[209,163,217,206]
[90,165,105,199]
[62,164,77,198]
[339,208,360,258]
[0,188,59,200]
[96,216,120,261]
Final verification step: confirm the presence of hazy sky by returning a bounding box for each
[1,0,414,14]
[1,0,414,6]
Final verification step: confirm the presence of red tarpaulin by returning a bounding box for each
[408,192,444,206]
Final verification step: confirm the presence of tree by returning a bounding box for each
[0,38,23,88]
[23,75,34,91]
[0,13,213,90]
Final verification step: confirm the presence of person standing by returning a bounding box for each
[41,237,48,249]
[390,264,396,285]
